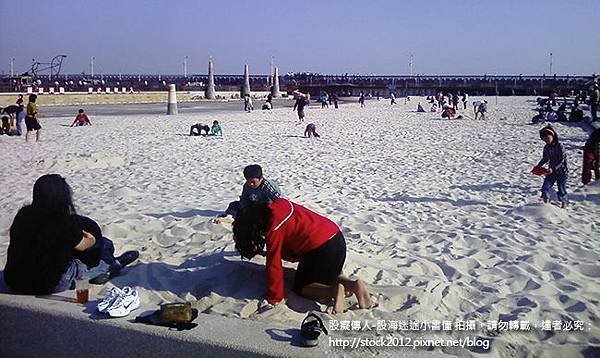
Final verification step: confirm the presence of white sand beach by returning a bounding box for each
[0,97,598,357]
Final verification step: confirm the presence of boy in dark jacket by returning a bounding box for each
[534,126,569,207]
[221,164,282,219]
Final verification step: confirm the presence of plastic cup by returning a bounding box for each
[75,278,89,304]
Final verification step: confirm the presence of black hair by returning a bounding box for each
[32,174,76,216]
[243,164,263,180]
[232,203,272,259]
[78,109,84,113]
[29,94,37,102]
[539,125,559,145]
[213,120,219,125]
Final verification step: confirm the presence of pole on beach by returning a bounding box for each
[241,64,251,97]
[495,75,498,105]
[167,84,178,115]
[205,58,216,99]
[184,56,188,78]
[272,66,281,97]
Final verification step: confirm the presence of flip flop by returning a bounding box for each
[301,312,328,347]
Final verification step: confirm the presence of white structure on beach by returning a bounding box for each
[241,64,251,97]
[205,59,216,100]
[167,84,178,115]
[271,66,281,97]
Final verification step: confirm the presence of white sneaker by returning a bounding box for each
[97,286,125,313]
[107,288,140,317]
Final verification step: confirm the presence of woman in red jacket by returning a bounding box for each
[233,198,372,314]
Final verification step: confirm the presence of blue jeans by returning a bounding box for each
[541,172,568,202]
[54,259,111,292]
[16,111,25,136]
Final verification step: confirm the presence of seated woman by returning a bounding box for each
[190,123,210,136]
[532,109,546,124]
[569,105,584,122]
[556,102,568,121]
[4,174,139,294]
[232,199,372,314]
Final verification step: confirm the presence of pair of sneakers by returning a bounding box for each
[97,286,140,317]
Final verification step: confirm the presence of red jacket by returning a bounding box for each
[265,198,340,303]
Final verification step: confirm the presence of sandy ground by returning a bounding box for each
[0,97,598,357]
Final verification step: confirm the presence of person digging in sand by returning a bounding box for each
[232,198,372,314]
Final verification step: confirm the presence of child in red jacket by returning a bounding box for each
[71,109,92,126]
[233,198,372,314]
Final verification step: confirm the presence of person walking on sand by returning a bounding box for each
[390,92,397,105]
[359,92,366,108]
[533,126,569,208]
[233,199,373,314]
[462,92,469,110]
[25,94,41,142]
[244,94,254,112]
[321,92,329,109]
[293,92,309,123]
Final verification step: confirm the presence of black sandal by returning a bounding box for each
[89,251,139,285]
[301,312,328,347]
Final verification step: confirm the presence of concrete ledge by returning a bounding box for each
[0,273,333,358]
[0,281,436,358]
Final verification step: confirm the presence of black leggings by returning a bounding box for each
[293,232,346,294]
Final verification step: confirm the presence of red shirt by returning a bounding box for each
[265,198,340,303]
[76,114,89,123]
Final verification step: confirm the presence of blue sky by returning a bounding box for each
[1,0,599,76]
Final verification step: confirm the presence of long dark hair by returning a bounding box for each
[32,174,76,216]
[232,203,272,259]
